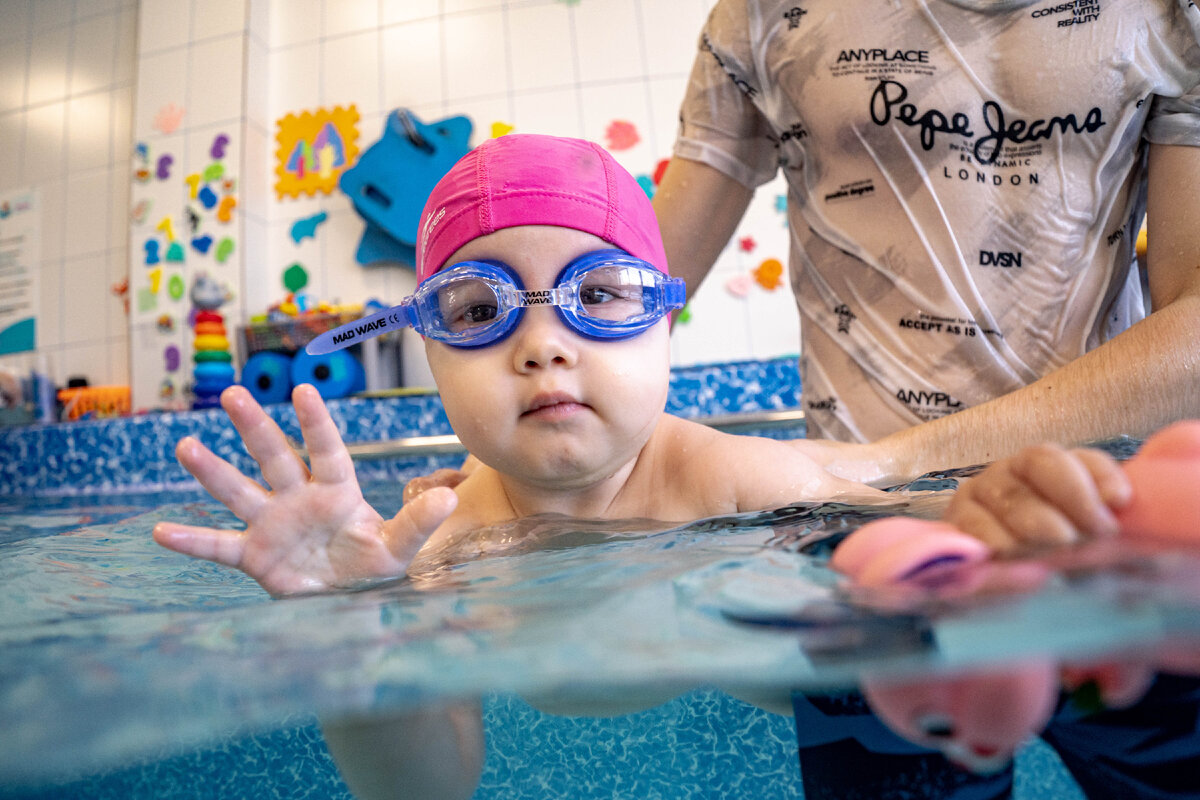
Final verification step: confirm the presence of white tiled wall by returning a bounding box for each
[0,0,800,410]
[253,0,799,386]
[0,0,137,391]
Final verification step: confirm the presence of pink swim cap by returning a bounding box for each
[415,134,669,281]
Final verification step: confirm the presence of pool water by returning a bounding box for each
[2,462,1195,799]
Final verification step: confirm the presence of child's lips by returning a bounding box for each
[522,392,588,420]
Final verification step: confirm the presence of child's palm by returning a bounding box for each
[153,385,456,596]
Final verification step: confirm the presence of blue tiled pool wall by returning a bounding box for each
[0,358,803,497]
[6,693,802,800]
[6,693,1080,800]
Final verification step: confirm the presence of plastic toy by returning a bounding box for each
[830,420,1200,772]
[189,275,236,410]
[338,109,473,267]
[289,349,364,401]
[241,351,293,405]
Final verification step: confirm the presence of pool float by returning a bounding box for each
[241,351,293,405]
[290,349,365,400]
[829,420,1200,773]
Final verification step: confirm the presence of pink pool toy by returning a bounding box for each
[831,420,1200,772]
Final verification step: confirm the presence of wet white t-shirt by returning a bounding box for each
[676,0,1200,442]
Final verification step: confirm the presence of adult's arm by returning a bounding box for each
[825,143,1200,484]
[652,156,754,299]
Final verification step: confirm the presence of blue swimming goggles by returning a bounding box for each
[307,249,686,354]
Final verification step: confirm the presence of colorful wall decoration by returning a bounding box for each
[130,126,241,410]
[274,105,361,200]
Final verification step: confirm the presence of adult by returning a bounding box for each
[652,0,1200,487]
[650,2,1200,798]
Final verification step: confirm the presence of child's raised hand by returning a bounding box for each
[152,384,458,596]
[943,443,1132,554]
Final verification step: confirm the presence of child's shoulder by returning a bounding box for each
[653,413,809,463]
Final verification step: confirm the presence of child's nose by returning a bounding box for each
[511,307,579,372]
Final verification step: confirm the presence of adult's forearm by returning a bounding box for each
[871,296,1200,480]
[652,157,754,299]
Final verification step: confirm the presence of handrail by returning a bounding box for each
[324,408,806,461]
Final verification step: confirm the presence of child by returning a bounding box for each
[152,134,1138,799]
[153,134,1128,592]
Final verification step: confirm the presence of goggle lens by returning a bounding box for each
[576,266,651,323]
[305,250,685,356]
[434,277,508,336]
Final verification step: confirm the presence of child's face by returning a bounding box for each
[425,225,672,489]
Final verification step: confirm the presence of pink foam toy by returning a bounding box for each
[832,420,1200,772]
[1114,420,1200,546]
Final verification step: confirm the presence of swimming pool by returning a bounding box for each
[3,360,1190,799]
[8,462,1197,798]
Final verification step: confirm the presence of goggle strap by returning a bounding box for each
[305,302,415,355]
[663,279,687,311]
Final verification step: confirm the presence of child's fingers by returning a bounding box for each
[943,493,1024,553]
[220,385,310,490]
[1072,448,1133,510]
[175,436,268,521]
[383,486,459,565]
[963,465,1088,550]
[1008,445,1120,540]
[403,468,469,503]
[293,384,356,485]
[951,450,1090,550]
[152,521,246,568]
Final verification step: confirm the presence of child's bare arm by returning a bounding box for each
[153,385,457,596]
[943,443,1133,553]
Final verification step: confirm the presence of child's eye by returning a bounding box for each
[437,281,502,332]
[461,303,499,323]
[579,285,623,305]
[578,267,646,321]
[442,300,499,331]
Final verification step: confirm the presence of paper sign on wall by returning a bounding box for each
[0,188,41,356]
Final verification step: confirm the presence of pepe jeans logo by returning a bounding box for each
[869,79,1106,165]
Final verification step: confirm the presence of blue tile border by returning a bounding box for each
[0,359,801,496]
